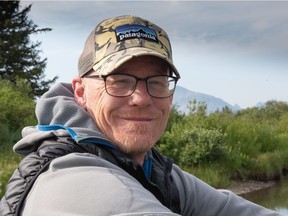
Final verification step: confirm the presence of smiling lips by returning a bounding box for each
[118,110,160,122]
[122,116,154,122]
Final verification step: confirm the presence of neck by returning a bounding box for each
[131,155,145,165]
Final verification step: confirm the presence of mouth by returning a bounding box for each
[121,116,153,122]
[117,110,161,123]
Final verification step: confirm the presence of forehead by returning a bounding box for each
[113,56,169,73]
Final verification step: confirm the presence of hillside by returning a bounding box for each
[173,86,241,114]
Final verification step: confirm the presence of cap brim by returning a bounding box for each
[92,47,180,79]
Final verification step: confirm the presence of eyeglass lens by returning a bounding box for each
[104,74,176,98]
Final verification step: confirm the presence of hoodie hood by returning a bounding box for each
[14,83,115,155]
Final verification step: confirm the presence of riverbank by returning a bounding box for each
[227,180,277,195]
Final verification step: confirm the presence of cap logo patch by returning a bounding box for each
[115,25,158,43]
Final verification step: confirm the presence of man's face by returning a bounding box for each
[75,56,173,163]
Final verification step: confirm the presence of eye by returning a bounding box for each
[107,75,135,88]
[148,77,168,87]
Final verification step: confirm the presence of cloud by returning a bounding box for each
[23,1,288,61]
[20,1,288,108]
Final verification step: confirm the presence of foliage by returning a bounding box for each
[0,0,57,98]
[158,100,227,166]
[184,163,231,188]
[0,79,36,133]
[0,79,36,197]
[165,105,185,132]
[158,99,288,187]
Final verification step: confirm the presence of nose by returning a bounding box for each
[129,80,152,106]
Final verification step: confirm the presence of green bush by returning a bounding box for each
[158,100,288,187]
[159,126,226,166]
[0,79,36,132]
[158,102,227,167]
[0,79,36,197]
[249,151,284,181]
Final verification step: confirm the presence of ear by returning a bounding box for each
[72,76,87,109]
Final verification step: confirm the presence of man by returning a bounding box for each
[0,15,283,216]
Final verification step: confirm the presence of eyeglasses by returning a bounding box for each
[84,73,178,98]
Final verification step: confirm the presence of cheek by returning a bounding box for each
[86,87,121,136]
[85,86,108,124]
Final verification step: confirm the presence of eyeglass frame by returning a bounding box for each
[83,73,179,98]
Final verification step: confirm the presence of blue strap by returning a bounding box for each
[142,158,152,180]
[38,124,77,139]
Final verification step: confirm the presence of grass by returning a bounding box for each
[183,163,231,188]
[0,141,22,198]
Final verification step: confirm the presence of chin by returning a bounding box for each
[116,135,155,154]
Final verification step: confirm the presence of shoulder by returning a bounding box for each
[170,164,282,216]
[21,153,179,216]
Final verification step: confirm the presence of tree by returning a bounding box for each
[0,0,57,98]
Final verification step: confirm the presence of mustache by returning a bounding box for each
[118,110,161,119]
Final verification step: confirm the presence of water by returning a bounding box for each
[242,177,288,215]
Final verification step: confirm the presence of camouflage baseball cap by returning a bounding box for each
[78,15,180,79]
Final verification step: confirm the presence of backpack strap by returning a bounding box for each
[1,137,83,216]
[14,159,52,215]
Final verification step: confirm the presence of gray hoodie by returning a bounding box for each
[13,83,282,216]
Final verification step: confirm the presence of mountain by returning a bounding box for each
[173,86,241,114]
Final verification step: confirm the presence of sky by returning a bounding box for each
[21,0,288,108]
